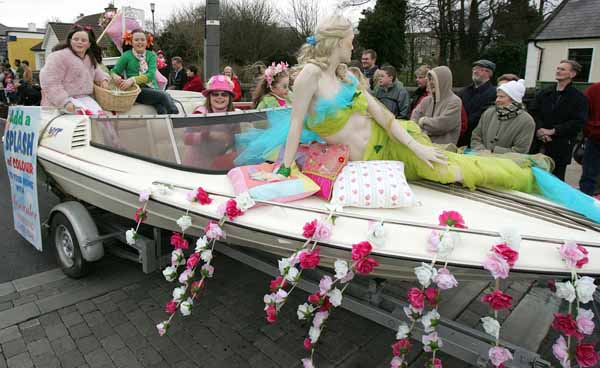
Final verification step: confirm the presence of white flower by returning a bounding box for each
[180,298,193,316]
[156,321,169,336]
[297,303,315,320]
[555,281,576,303]
[414,263,437,288]
[235,192,256,211]
[278,258,291,275]
[301,358,315,368]
[263,293,276,305]
[178,269,194,284]
[171,249,185,267]
[195,236,208,252]
[334,260,349,280]
[309,326,321,344]
[500,227,521,250]
[285,266,299,283]
[575,276,597,304]
[325,202,343,214]
[201,264,214,278]
[125,229,137,245]
[138,189,151,202]
[172,286,186,302]
[403,305,422,321]
[437,231,456,257]
[396,323,410,340]
[421,309,440,333]
[275,289,288,304]
[176,215,192,232]
[200,250,213,263]
[422,332,442,352]
[367,221,386,247]
[162,266,177,282]
[481,316,500,339]
[327,288,343,307]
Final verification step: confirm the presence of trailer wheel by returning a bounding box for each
[51,212,88,278]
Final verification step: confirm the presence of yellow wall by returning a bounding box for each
[538,39,600,83]
[7,33,44,70]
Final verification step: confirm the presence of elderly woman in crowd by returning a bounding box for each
[40,25,109,113]
[470,79,535,154]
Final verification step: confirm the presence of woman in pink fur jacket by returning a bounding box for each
[40,26,109,114]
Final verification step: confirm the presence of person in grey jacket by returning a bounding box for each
[471,79,535,154]
[410,65,461,145]
[375,65,409,119]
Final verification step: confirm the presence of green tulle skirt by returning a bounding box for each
[362,119,547,193]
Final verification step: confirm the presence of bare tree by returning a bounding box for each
[284,0,321,38]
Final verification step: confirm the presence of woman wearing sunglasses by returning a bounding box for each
[183,75,239,169]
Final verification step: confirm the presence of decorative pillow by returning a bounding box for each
[331,161,418,208]
[301,143,350,200]
[227,163,319,203]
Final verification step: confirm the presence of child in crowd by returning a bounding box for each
[252,62,292,109]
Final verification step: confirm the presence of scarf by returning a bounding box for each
[496,102,523,121]
[134,51,148,75]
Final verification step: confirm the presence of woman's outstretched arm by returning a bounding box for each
[282,64,320,167]
[363,90,447,168]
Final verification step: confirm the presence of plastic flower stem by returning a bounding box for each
[134,201,149,233]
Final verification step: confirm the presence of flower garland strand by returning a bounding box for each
[298,240,379,368]
[263,207,337,324]
[479,230,522,368]
[390,211,464,368]
[551,241,598,368]
[156,188,255,336]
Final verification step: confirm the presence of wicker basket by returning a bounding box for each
[94,83,141,112]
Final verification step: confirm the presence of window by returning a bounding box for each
[568,48,593,82]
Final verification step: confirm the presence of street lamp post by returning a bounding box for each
[150,3,156,35]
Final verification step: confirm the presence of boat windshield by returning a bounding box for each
[89,110,277,173]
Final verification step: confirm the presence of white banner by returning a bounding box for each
[4,107,42,251]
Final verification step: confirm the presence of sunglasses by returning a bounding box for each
[210,92,230,98]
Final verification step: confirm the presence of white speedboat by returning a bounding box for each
[31,91,600,281]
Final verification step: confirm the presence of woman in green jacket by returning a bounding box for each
[111,29,178,114]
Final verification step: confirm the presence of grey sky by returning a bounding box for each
[1,0,370,30]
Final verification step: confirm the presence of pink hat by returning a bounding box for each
[202,74,235,97]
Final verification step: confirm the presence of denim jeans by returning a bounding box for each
[136,87,179,114]
[579,139,600,195]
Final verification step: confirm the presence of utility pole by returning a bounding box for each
[204,0,220,80]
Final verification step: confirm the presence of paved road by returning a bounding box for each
[0,120,58,283]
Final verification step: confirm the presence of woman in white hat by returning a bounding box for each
[470,79,535,154]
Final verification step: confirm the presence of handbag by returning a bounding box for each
[573,137,585,165]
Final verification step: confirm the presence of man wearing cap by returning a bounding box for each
[471,79,535,154]
[530,60,588,181]
[457,59,497,147]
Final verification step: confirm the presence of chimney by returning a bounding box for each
[28,23,36,32]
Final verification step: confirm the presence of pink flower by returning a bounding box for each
[576,343,599,367]
[424,288,440,307]
[164,300,177,314]
[170,232,189,250]
[191,280,204,295]
[559,242,588,269]
[422,332,441,352]
[205,221,223,240]
[552,313,582,339]
[576,308,595,335]
[489,346,513,367]
[196,187,212,205]
[407,288,424,310]
[301,358,315,368]
[482,290,513,311]
[224,199,243,220]
[482,253,510,279]
[429,358,442,368]
[303,220,317,238]
[185,190,196,202]
[319,296,332,312]
[269,276,288,292]
[438,210,466,228]
[492,243,519,268]
[433,268,458,290]
[308,292,321,305]
[552,336,570,367]
[355,257,378,275]
[312,311,329,329]
[138,190,151,202]
[134,207,147,223]
[390,356,404,368]
[427,230,441,253]
[265,304,277,324]
[299,248,321,269]
[391,338,412,356]
[303,337,312,350]
[314,221,333,242]
[186,253,200,269]
[352,241,373,260]
[319,276,333,295]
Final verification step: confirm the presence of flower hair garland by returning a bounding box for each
[123,31,133,46]
[264,61,289,88]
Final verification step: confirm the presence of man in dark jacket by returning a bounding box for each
[530,60,588,181]
[168,56,187,90]
[375,65,409,119]
[361,49,379,90]
[457,59,497,147]
[580,82,600,195]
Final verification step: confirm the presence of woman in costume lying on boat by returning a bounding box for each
[235,15,600,223]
